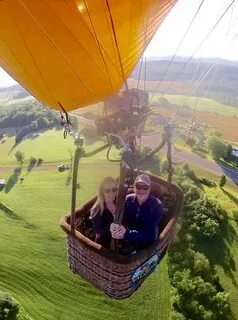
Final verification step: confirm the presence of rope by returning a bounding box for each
[149,0,206,103]
[136,57,144,93]
[70,146,84,234]
[165,122,174,191]
[144,56,147,91]
[157,0,236,99]
[105,0,129,90]
[59,102,73,139]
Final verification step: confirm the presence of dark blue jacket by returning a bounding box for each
[91,208,114,248]
[123,194,163,249]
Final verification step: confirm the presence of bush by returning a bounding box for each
[0,291,19,319]
[184,197,222,239]
[36,158,43,166]
[15,151,24,165]
[232,209,238,221]
[182,163,189,171]
[219,175,227,188]
[179,181,201,202]
[207,136,227,160]
[161,159,169,173]
[182,164,197,181]
[185,169,197,181]
[198,177,216,187]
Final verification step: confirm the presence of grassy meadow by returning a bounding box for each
[150,94,238,118]
[0,121,238,319]
[0,131,172,320]
[0,129,119,166]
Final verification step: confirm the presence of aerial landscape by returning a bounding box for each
[0,1,238,320]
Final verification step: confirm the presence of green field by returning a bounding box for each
[151,93,238,117]
[0,166,172,320]
[0,129,118,166]
[0,130,172,320]
[1,129,238,319]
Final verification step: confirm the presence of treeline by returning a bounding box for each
[0,102,60,143]
[0,102,59,129]
[167,167,232,319]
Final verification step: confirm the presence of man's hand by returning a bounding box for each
[110,223,126,239]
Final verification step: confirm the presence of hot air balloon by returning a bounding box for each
[0,0,183,298]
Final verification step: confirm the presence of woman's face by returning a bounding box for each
[103,181,117,204]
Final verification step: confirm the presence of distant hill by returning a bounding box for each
[0,84,32,105]
[1,57,238,107]
[132,57,238,107]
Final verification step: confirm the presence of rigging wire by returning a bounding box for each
[152,0,237,103]
[137,57,144,91]
[144,56,147,91]
[149,0,206,103]
[105,0,129,90]
[149,0,237,153]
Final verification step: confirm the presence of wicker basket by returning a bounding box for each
[60,174,183,298]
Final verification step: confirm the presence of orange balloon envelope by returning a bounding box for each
[0,0,177,111]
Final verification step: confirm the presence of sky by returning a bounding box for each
[145,0,238,59]
[0,0,238,87]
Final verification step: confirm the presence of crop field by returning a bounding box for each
[152,104,238,142]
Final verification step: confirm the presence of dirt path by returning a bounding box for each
[0,162,118,171]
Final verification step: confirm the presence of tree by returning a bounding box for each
[223,144,233,161]
[36,158,43,166]
[207,136,226,160]
[15,151,24,165]
[0,292,19,319]
[219,175,227,188]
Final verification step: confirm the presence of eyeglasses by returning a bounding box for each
[135,184,150,190]
[104,188,117,193]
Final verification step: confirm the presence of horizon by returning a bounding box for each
[1,55,238,89]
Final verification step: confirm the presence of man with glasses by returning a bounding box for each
[110,174,163,251]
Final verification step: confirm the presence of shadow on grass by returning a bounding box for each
[4,167,22,193]
[0,203,37,230]
[222,189,238,206]
[26,162,36,176]
[198,218,238,288]
[65,173,72,186]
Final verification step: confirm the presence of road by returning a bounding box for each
[1,135,238,184]
[142,135,238,184]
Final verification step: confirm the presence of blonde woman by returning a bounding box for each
[90,176,117,248]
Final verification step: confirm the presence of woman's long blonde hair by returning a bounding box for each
[90,176,117,218]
